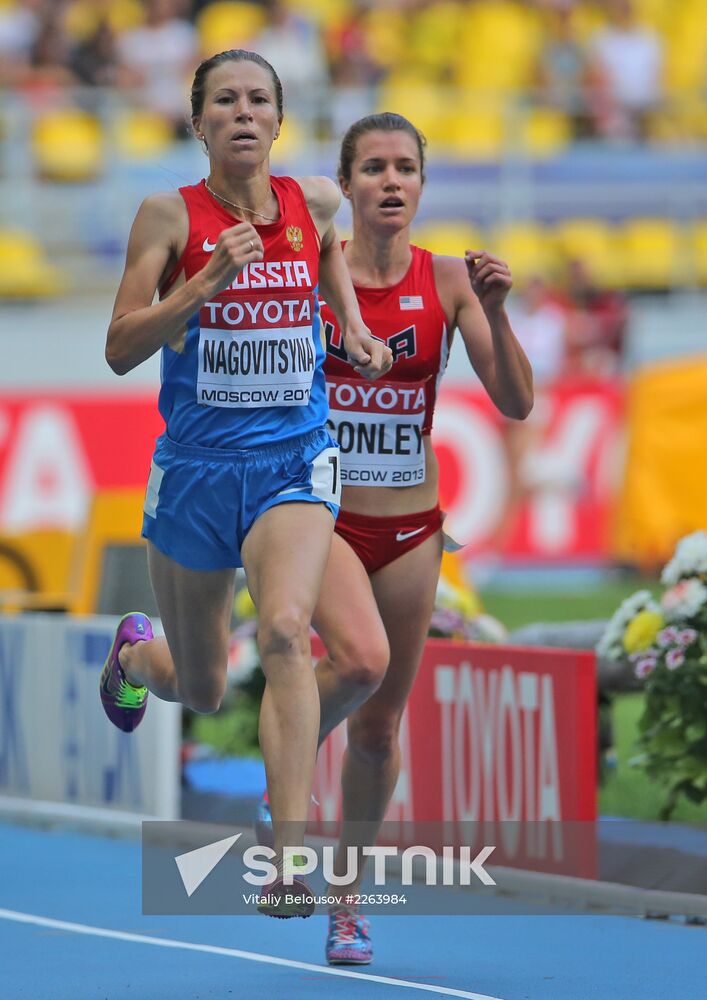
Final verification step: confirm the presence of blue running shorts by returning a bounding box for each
[142,427,341,570]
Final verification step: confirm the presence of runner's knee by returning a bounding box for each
[348,712,400,765]
[258,606,310,661]
[329,634,389,692]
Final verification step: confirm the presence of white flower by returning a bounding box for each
[678,628,699,647]
[634,655,657,678]
[657,626,679,648]
[665,648,685,670]
[597,590,660,660]
[661,531,707,585]
[661,578,707,621]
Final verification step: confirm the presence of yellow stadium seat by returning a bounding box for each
[647,95,707,146]
[196,2,267,55]
[520,107,572,158]
[0,230,66,299]
[618,218,682,289]
[565,3,606,45]
[283,0,350,29]
[269,113,305,163]
[690,221,707,285]
[113,109,173,160]
[444,106,505,160]
[455,0,543,93]
[32,109,103,182]
[492,222,556,286]
[552,218,623,288]
[408,0,465,76]
[65,0,143,41]
[361,6,408,69]
[628,0,670,30]
[411,221,486,258]
[375,80,449,144]
[664,0,707,95]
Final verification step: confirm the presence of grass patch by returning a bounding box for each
[480,577,656,632]
[600,693,707,825]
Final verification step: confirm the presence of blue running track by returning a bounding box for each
[1,822,704,1000]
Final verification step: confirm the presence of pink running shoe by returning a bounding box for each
[326,906,372,964]
[99,612,152,732]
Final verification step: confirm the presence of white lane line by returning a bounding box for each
[0,907,506,1000]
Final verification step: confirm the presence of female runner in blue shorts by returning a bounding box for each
[98,50,391,918]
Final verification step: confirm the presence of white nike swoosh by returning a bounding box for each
[202,238,217,252]
[174,832,242,897]
[396,526,426,542]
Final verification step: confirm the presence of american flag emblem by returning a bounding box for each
[399,295,423,310]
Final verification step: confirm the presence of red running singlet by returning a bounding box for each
[321,245,450,489]
[157,177,328,450]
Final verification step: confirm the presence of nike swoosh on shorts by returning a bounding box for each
[395,527,426,542]
[203,238,217,252]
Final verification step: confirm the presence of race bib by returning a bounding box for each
[197,294,316,409]
[325,375,427,487]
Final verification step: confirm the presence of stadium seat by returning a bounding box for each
[552,218,623,289]
[375,80,449,144]
[575,7,609,43]
[647,96,707,146]
[455,0,543,94]
[407,0,465,77]
[0,230,65,299]
[618,218,682,289]
[444,105,505,160]
[492,222,556,286]
[411,221,486,258]
[65,0,143,41]
[112,109,173,160]
[195,2,267,54]
[269,113,306,162]
[520,107,572,158]
[663,0,707,96]
[690,220,707,285]
[361,6,408,69]
[283,0,350,29]
[32,108,103,182]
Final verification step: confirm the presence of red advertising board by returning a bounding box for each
[0,379,623,563]
[311,639,597,876]
[0,394,163,531]
[434,379,624,561]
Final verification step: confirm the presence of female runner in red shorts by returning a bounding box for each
[312,113,534,963]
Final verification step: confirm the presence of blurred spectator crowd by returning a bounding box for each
[2,0,707,329]
[0,0,706,146]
